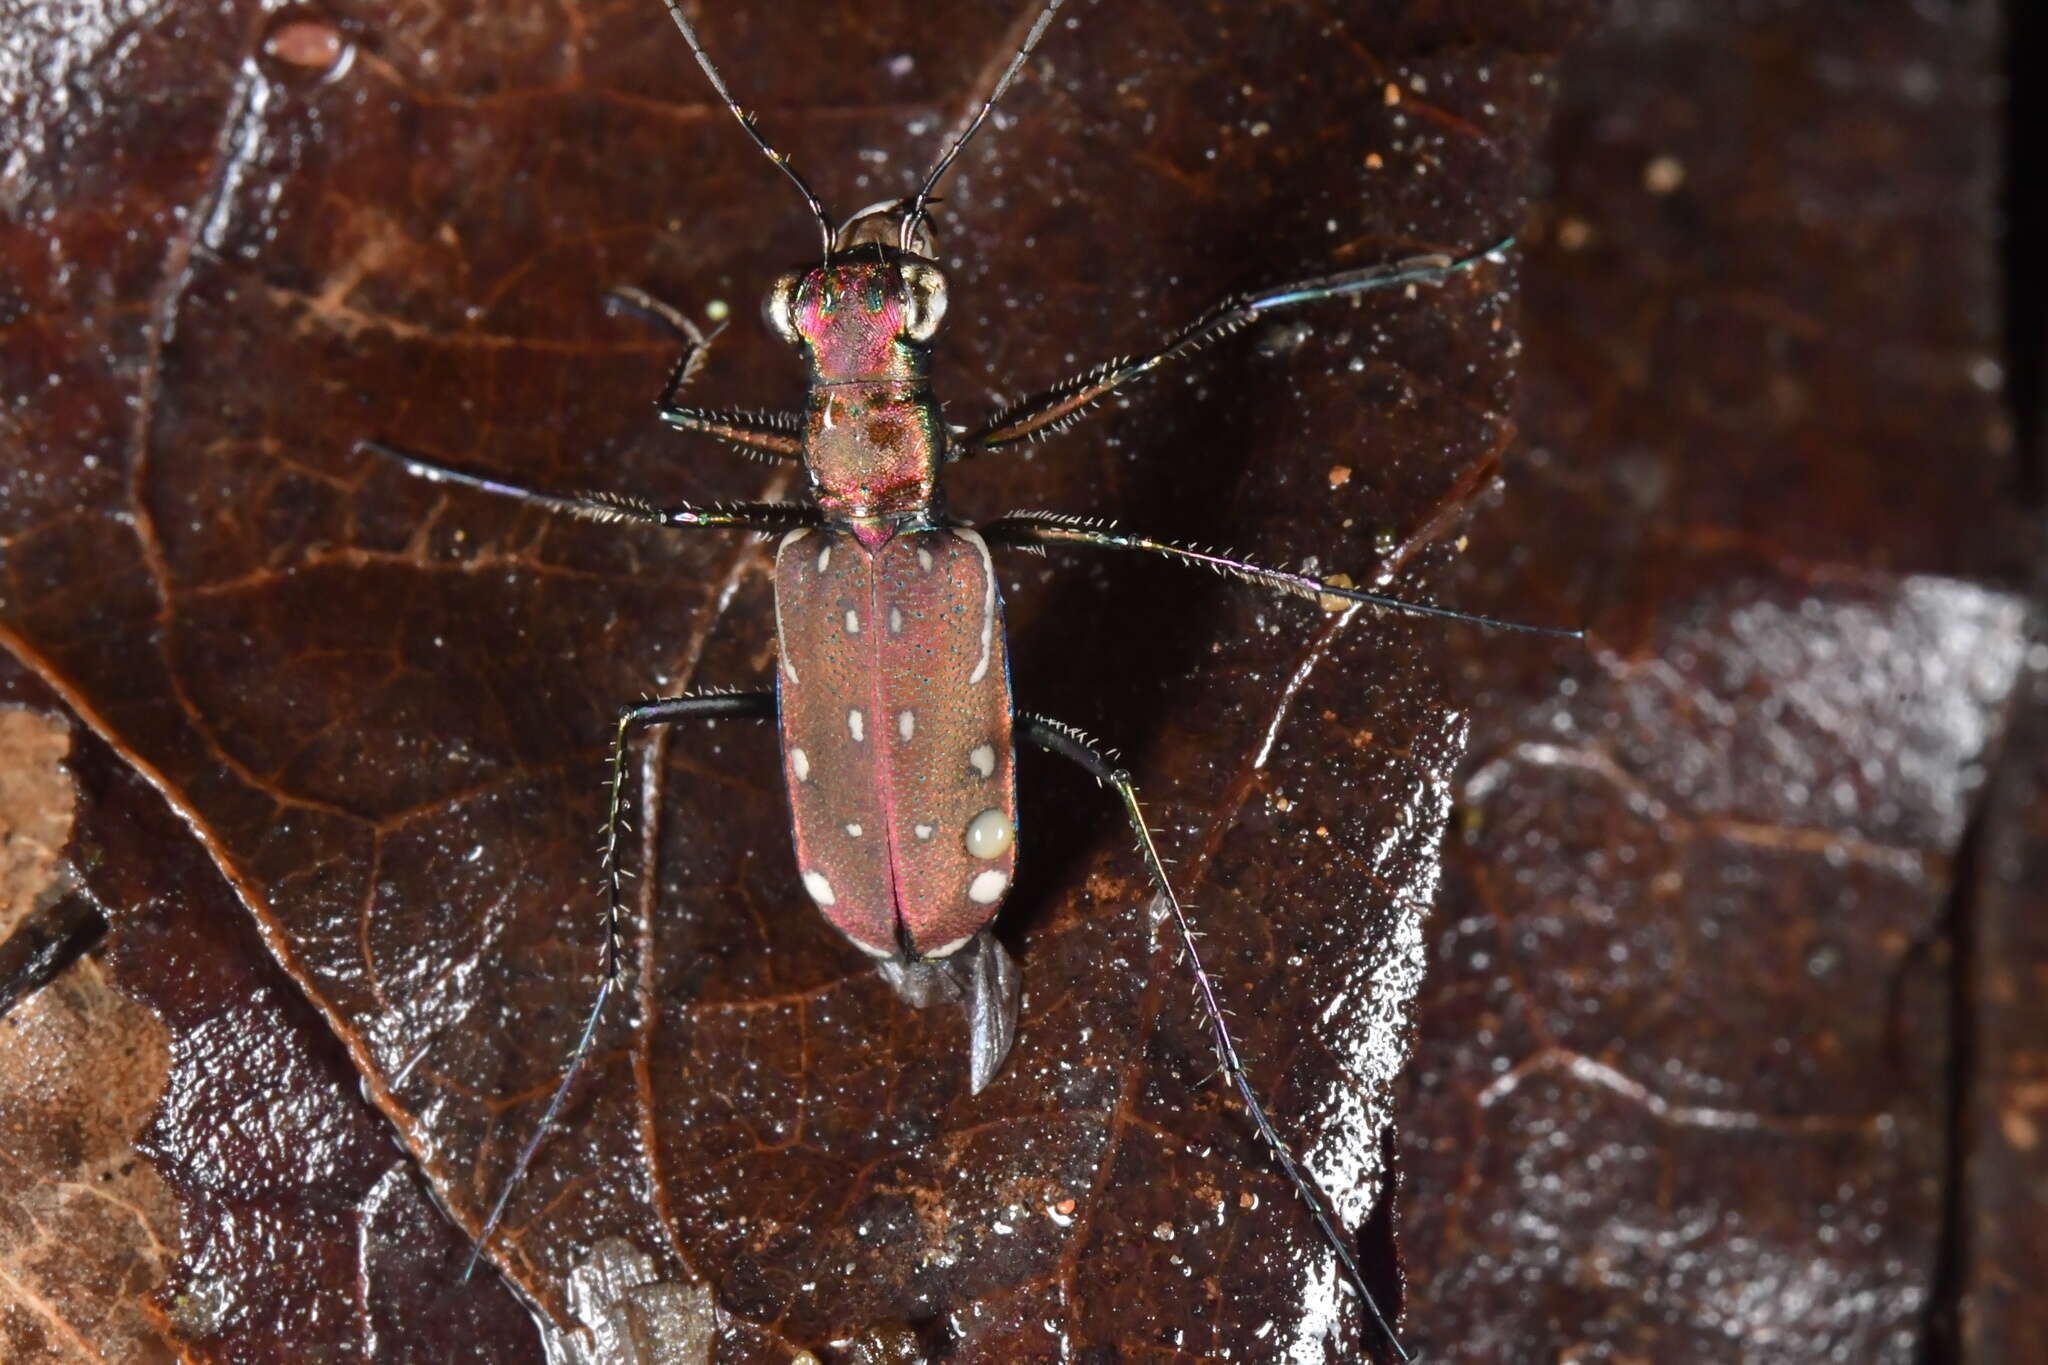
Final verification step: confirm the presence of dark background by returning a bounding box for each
[0,1,2037,1361]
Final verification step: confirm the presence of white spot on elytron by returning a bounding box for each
[817,544,831,572]
[845,822,862,837]
[927,934,973,957]
[898,709,915,741]
[889,605,903,634]
[848,709,865,742]
[845,608,860,635]
[790,747,810,780]
[774,529,812,683]
[801,870,836,906]
[967,869,1009,904]
[959,529,996,683]
[914,823,935,840]
[917,546,934,572]
[965,807,1014,859]
[969,744,995,778]
[851,937,894,959]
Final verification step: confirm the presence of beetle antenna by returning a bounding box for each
[659,0,834,257]
[900,0,1065,251]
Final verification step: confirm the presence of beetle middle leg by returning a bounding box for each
[1017,713,1417,1362]
[356,431,815,1274]
[983,513,1580,638]
[467,689,775,1275]
[356,439,819,533]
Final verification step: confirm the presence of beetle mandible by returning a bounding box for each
[361,1,1579,1357]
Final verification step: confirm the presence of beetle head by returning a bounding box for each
[764,204,948,378]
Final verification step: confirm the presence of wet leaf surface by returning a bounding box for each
[1397,3,2031,1363]
[0,0,2032,1363]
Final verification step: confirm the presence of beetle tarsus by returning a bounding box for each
[603,283,712,351]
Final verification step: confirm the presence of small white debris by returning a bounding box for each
[965,808,1014,859]
[1643,153,1686,195]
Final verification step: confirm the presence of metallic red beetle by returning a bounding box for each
[363,1,1575,1356]
[764,227,1021,972]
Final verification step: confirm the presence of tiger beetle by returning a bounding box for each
[359,1,1579,1358]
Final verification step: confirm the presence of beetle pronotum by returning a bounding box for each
[361,1,1578,1356]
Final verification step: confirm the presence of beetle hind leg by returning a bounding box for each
[1017,711,1419,1364]
[463,689,775,1278]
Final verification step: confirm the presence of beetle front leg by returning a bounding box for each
[466,689,775,1276]
[983,512,1579,638]
[1017,713,1417,1364]
[357,440,820,536]
[957,241,1510,455]
[603,284,805,462]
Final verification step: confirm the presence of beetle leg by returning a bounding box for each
[357,440,820,535]
[982,512,1580,638]
[957,241,1510,455]
[604,284,806,463]
[656,403,805,463]
[465,689,774,1279]
[874,929,1021,1094]
[1017,712,1417,1365]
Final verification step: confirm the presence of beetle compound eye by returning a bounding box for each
[900,262,948,341]
[965,807,1014,859]
[763,271,804,344]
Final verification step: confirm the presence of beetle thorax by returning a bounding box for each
[766,247,951,522]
